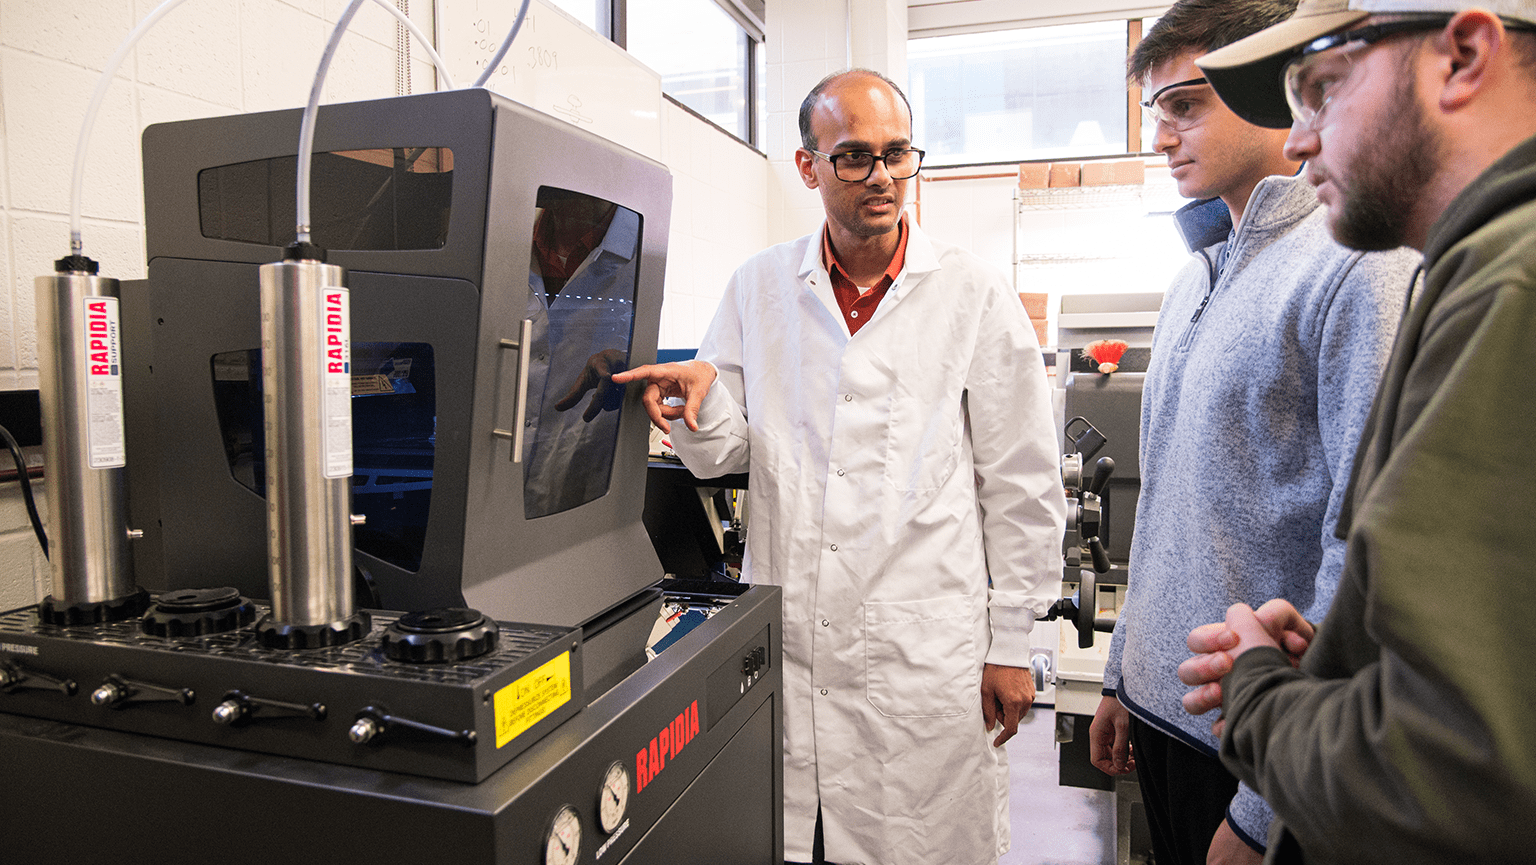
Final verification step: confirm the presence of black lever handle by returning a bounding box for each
[211,689,326,726]
[1088,457,1114,497]
[0,661,77,697]
[91,673,194,709]
[349,706,476,747]
[1087,537,1111,575]
[1065,417,1107,461]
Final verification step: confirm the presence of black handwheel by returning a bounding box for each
[1075,568,1096,649]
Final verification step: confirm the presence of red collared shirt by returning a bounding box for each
[532,204,618,297]
[821,217,908,336]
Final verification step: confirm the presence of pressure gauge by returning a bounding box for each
[544,804,581,865]
[598,761,631,833]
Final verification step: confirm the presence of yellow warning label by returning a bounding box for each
[495,651,572,748]
[351,374,394,396]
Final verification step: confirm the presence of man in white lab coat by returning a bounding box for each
[614,70,1067,865]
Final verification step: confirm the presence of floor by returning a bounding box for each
[1001,708,1118,865]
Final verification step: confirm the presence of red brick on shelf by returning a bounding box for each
[1017,292,1048,320]
[1081,159,1148,186]
[1047,162,1081,187]
[1080,161,1116,186]
[1113,159,1147,184]
[1031,318,1050,347]
[1017,163,1050,189]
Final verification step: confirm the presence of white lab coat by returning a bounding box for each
[672,218,1066,865]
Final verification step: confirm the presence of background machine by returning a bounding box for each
[0,88,783,864]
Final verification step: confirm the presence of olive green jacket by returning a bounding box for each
[1220,133,1536,864]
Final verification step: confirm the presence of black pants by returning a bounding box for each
[1130,715,1240,865]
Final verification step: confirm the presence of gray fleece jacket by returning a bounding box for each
[1102,172,1420,849]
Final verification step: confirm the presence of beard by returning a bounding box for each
[1328,73,1443,251]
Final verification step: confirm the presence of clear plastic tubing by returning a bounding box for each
[295,0,460,241]
[296,0,369,244]
[68,0,456,256]
[297,0,465,241]
[68,0,191,257]
[471,0,533,88]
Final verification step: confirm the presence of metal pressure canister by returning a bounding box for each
[34,256,145,624]
[254,243,369,648]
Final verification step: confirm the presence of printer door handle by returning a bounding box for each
[493,318,534,463]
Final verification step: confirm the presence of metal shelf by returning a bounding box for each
[1015,184,1147,210]
[1014,252,1122,266]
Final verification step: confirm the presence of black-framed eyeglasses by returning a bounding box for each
[1139,76,1212,132]
[1283,16,1453,129]
[810,148,925,182]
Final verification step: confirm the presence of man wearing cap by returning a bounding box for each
[1177,3,1536,862]
[1088,3,1417,864]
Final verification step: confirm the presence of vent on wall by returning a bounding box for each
[395,0,412,96]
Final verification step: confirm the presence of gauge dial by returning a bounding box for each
[545,804,581,865]
[598,761,631,833]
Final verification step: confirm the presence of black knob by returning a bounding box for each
[39,589,150,627]
[256,611,371,650]
[141,587,256,637]
[381,608,499,663]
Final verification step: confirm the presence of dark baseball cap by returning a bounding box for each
[1196,1,1536,128]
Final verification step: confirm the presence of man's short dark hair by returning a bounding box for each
[798,69,913,151]
[1128,0,1299,85]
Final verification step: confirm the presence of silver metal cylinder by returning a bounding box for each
[258,257,354,628]
[35,270,135,605]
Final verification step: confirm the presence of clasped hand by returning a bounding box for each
[1179,599,1314,737]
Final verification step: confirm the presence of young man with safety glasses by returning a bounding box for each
[1088,2,1419,864]
[1175,3,1536,863]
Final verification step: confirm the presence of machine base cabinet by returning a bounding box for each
[0,586,783,865]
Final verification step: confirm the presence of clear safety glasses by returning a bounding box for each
[1139,77,1215,132]
[1282,16,1453,130]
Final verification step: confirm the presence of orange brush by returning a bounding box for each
[1084,339,1128,374]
